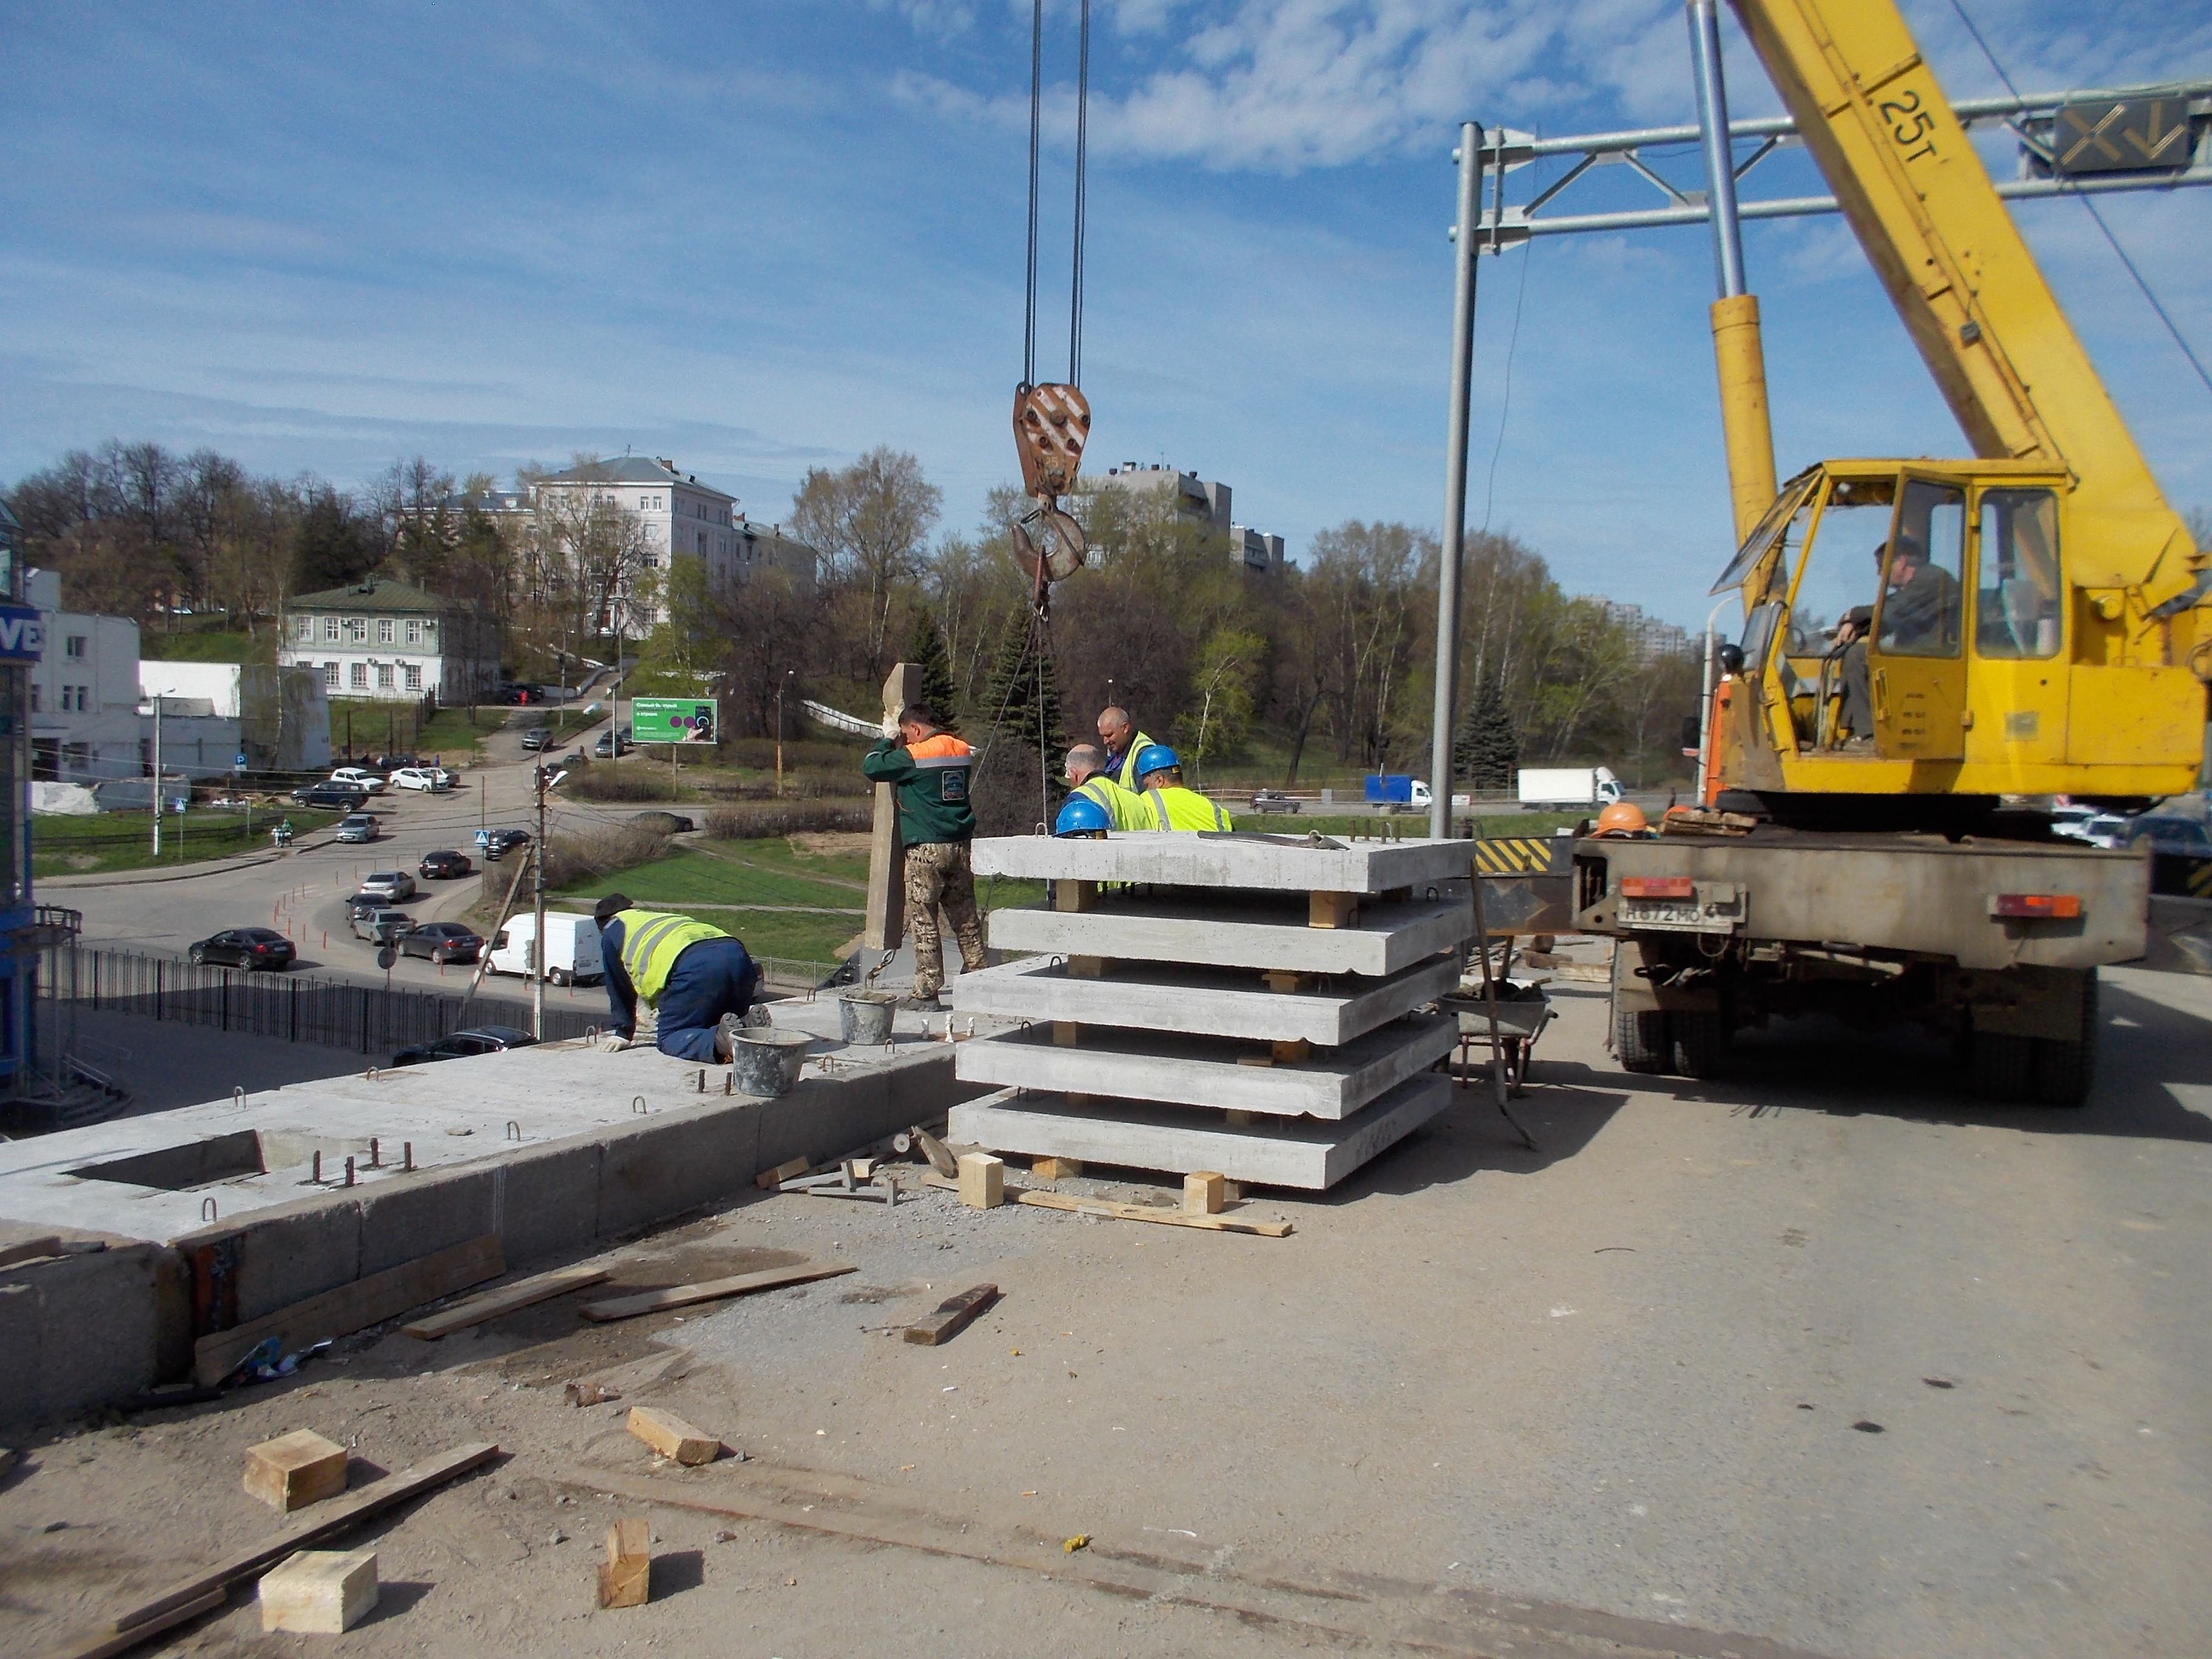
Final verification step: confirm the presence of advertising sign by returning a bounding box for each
[630,697,719,745]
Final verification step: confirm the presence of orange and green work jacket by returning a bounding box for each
[862,730,976,844]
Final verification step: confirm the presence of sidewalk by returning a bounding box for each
[38,831,338,890]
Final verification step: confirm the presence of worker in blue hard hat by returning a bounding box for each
[1062,743,1150,831]
[1054,794,1112,837]
[1131,744,1233,832]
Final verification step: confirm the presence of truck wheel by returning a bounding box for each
[1670,1012,1731,1079]
[1615,1006,1671,1073]
[2031,973,2098,1108]
[549,967,571,987]
[1969,1030,2035,1102]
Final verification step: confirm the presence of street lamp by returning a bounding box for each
[775,669,794,798]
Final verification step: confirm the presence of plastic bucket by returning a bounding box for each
[837,991,897,1047]
[731,1030,812,1098]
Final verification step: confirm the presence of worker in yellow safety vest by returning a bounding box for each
[1062,743,1151,831]
[1096,705,1158,790]
[593,893,763,1062]
[1131,745,1233,832]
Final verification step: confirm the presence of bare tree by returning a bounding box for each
[788,447,942,680]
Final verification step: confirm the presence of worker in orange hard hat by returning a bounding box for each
[1593,801,1651,837]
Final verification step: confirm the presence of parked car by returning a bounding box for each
[519,726,554,751]
[594,726,635,757]
[356,871,417,903]
[2049,805,2127,849]
[2127,814,2212,857]
[401,922,483,964]
[188,928,295,970]
[389,765,454,792]
[418,848,474,880]
[390,1025,538,1067]
[335,811,378,844]
[292,782,367,811]
[327,766,387,794]
[631,809,696,834]
[480,828,532,861]
[352,907,414,944]
[1249,789,1301,814]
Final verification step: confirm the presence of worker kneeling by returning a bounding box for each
[1131,744,1232,832]
[593,892,762,1062]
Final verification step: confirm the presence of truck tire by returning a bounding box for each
[1615,1006,1671,1073]
[1670,1012,1732,1079]
[1969,1030,2035,1102]
[2031,972,2097,1108]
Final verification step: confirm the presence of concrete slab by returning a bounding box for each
[971,832,1476,894]
[947,1073,1453,1189]
[952,1014,1459,1121]
[949,954,1458,1045]
[986,894,1474,977]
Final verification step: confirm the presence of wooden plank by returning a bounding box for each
[242,1430,347,1512]
[921,1174,1292,1236]
[577,1261,856,1323]
[598,1516,651,1609]
[401,1265,611,1340]
[258,1546,377,1634]
[44,1442,498,1659]
[911,1127,958,1179]
[754,1156,812,1190]
[626,1406,721,1466]
[902,1283,999,1346]
[193,1236,504,1387]
[0,1235,62,1270]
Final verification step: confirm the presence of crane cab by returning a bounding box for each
[1709,458,2205,822]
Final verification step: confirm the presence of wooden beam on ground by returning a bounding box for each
[577,1261,856,1323]
[45,1442,498,1659]
[754,1156,812,1190]
[920,1175,1292,1237]
[598,1517,652,1609]
[626,1406,722,1466]
[0,1235,62,1270]
[401,1264,611,1340]
[241,1430,347,1512]
[193,1236,504,1387]
[902,1283,999,1346]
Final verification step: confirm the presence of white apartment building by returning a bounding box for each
[25,571,140,783]
[1595,599,1693,663]
[277,578,500,705]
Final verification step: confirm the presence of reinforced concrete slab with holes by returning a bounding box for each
[0,996,993,1430]
[948,1074,1453,1190]
[986,894,1475,977]
[971,831,1479,894]
[950,954,1460,1045]
[953,1013,1459,1121]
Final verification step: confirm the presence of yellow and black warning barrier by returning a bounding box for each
[1472,836,1569,876]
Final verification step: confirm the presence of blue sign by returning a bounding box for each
[234,752,247,770]
[0,605,42,662]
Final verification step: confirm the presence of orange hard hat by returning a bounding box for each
[1594,800,1649,837]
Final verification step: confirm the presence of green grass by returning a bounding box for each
[329,699,494,762]
[33,808,339,877]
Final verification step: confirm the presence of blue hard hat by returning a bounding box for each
[1132,743,1179,781]
[1054,794,1112,836]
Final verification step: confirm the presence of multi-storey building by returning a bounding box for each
[25,570,141,784]
[1077,463,1287,572]
[1595,599,1693,663]
[277,578,500,705]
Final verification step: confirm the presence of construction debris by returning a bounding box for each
[920,1175,1293,1237]
[243,1430,347,1513]
[258,1547,378,1634]
[755,1156,812,1190]
[1184,1171,1227,1215]
[626,1406,722,1466]
[401,1264,611,1340]
[598,1517,652,1609]
[903,1284,1000,1346]
[958,1152,1005,1210]
[577,1261,857,1323]
[565,1382,622,1407]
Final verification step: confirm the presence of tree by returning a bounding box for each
[293,486,380,593]
[979,614,1064,757]
[1454,674,1518,791]
[788,447,942,680]
[905,606,962,731]
[628,558,717,696]
[1184,627,1264,783]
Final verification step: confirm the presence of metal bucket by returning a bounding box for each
[837,991,897,1047]
[730,1030,813,1098]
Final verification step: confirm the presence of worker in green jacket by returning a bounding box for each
[1133,745,1233,831]
[862,703,987,1006]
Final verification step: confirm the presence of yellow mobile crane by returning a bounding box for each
[1468,0,2212,1100]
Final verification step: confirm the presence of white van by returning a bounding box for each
[485,912,605,987]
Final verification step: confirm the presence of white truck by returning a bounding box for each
[485,912,605,987]
[1516,767,1622,809]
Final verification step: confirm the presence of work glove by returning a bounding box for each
[880,713,901,739]
[599,1031,632,1053]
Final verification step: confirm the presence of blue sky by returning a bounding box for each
[4,0,2209,627]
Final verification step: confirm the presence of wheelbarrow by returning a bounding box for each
[1440,984,1554,1096]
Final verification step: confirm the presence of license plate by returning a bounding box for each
[1618,898,1704,928]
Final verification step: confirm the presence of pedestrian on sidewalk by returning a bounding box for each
[593,893,762,1062]
[862,703,987,1009]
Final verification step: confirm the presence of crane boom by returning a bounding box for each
[1729,0,2200,606]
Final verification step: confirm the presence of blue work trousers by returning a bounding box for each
[652,937,761,1062]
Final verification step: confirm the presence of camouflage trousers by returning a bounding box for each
[904,839,987,996]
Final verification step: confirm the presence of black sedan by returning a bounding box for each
[292,783,367,811]
[401,922,483,964]
[390,1025,537,1067]
[631,809,695,834]
[189,928,296,970]
[482,828,532,862]
[419,849,475,879]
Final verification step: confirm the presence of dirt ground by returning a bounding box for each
[5,968,2210,1658]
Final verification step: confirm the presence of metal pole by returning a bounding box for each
[1429,123,1485,841]
[531,763,546,1039]
[1687,0,1746,297]
[150,697,162,857]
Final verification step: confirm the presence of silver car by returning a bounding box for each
[352,907,413,944]
[357,870,417,902]
[336,813,378,844]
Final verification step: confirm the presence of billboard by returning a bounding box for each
[630,697,719,745]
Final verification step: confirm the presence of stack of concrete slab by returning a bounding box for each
[949,832,1477,1189]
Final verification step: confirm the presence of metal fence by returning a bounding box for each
[56,946,597,1055]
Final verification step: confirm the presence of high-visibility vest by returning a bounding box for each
[1105,730,1158,790]
[1073,774,1151,833]
[1144,785,1232,832]
[614,909,726,1003]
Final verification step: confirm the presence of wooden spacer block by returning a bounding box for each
[958,1151,1005,1210]
[1260,970,1315,993]
[260,1546,378,1634]
[1051,879,1098,914]
[1065,1092,1094,1108]
[1225,1110,1257,1127]
[1184,1171,1227,1215]
[756,1156,811,1190]
[1031,1156,1082,1182]
[1308,891,1359,930]
[1270,1038,1311,1064]
[243,1430,348,1513]
[599,1516,651,1609]
[1051,1021,1081,1047]
[1068,954,1111,978]
[626,1406,721,1466]
[1235,1054,1275,1068]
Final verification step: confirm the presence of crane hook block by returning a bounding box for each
[1013,382,1091,501]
